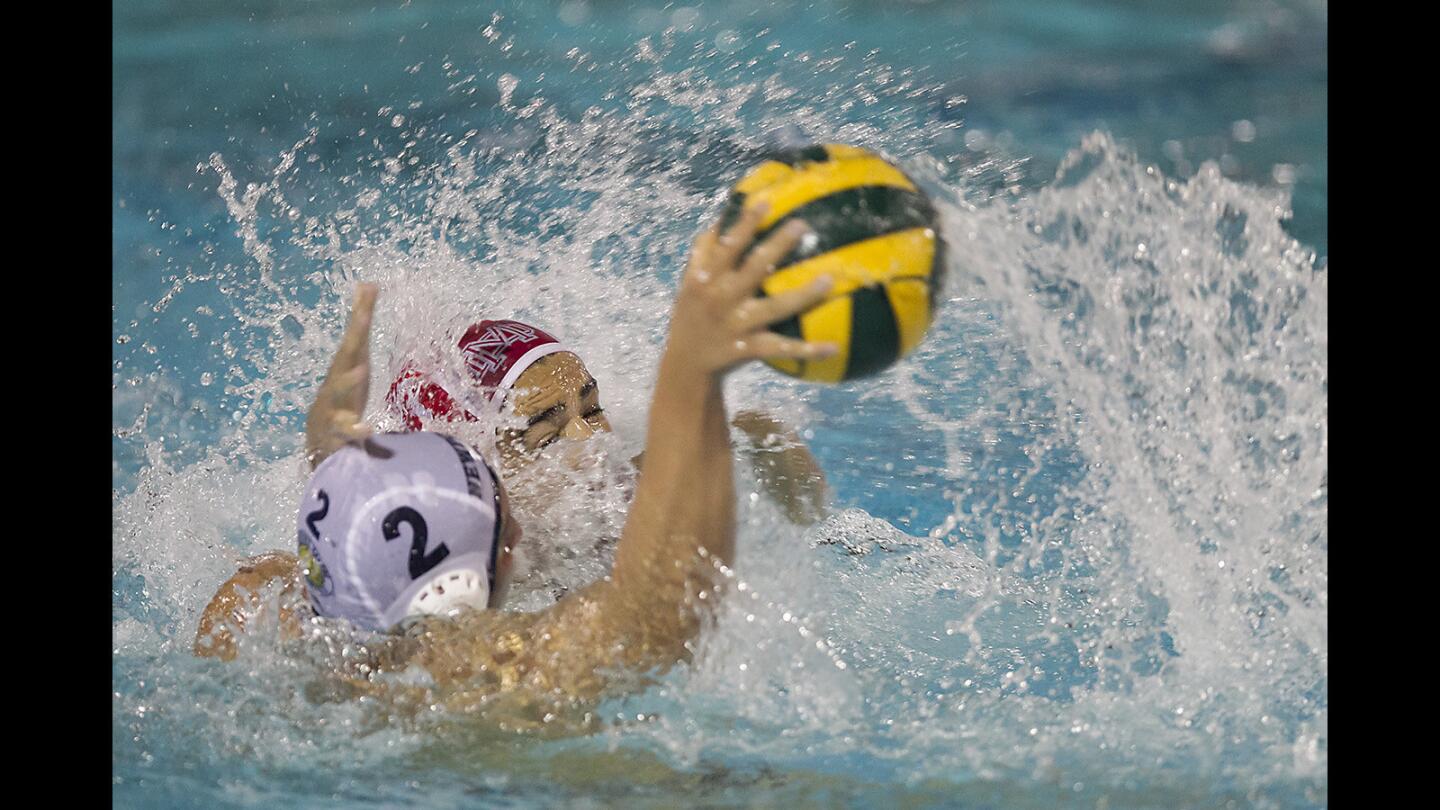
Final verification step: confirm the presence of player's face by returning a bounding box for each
[498,352,612,464]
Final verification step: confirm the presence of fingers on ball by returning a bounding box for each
[736,275,834,330]
[716,201,770,262]
[744,333,838,362]
[735,220,811,293]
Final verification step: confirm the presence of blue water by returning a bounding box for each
[114,2,1327,807]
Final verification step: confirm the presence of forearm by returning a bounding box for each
[613,352,734,591]
[521,203,830,682]
[699,376,737,563]
[194,553,304,660]
[305,283,378,469]
[304,411,329,468]
[497,357,733,683]
[733,410,827,525]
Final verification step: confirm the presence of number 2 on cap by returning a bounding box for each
[382,506,450,579]
[305,490,330,542]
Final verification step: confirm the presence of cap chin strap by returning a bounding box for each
[398,567,491,624]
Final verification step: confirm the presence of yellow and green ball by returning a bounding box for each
[721,143,945,383]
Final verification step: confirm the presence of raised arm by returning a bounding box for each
[605,204,834,648]
[382,211,836,700]
[305,283,378,468]
[433,204,838,687]
[199,284,379,659]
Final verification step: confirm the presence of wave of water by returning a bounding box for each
[113,30,1325,807]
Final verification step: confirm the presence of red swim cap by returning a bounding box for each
[386,320,566,430]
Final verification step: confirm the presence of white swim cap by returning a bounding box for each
[296,431,503,631]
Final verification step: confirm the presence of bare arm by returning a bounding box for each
[624,411,828,527]
[732,410,828,525]
[194,552,305,660]
[305,283,378,469]
[599,204,833,652]
[199,284,377,660]
[422,205,838,696]
[404,206,835,698]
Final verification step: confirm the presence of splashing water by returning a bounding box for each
[114,16,1325,808]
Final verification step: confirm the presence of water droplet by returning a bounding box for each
[558,1,590,26]
[670,6,700,31]
[498,74,519,107]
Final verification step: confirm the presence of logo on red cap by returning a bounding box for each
[386,320,562,430]
[460,321,554,386]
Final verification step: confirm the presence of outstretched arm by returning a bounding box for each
[418,204,841,696]
[601,203,833,654]
[375,211,836,700]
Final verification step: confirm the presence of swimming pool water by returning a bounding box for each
[114,2,1327,807]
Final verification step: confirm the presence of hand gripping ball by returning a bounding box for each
[721,144,946,382]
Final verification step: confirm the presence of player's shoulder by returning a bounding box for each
[236,551,300,578]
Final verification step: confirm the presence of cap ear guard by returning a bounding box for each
[393,566,491,628]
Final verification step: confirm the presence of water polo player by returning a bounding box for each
[384,317,828,527]
[386,320,615,466]
[194,284,513,657]
[198,205,837,705]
